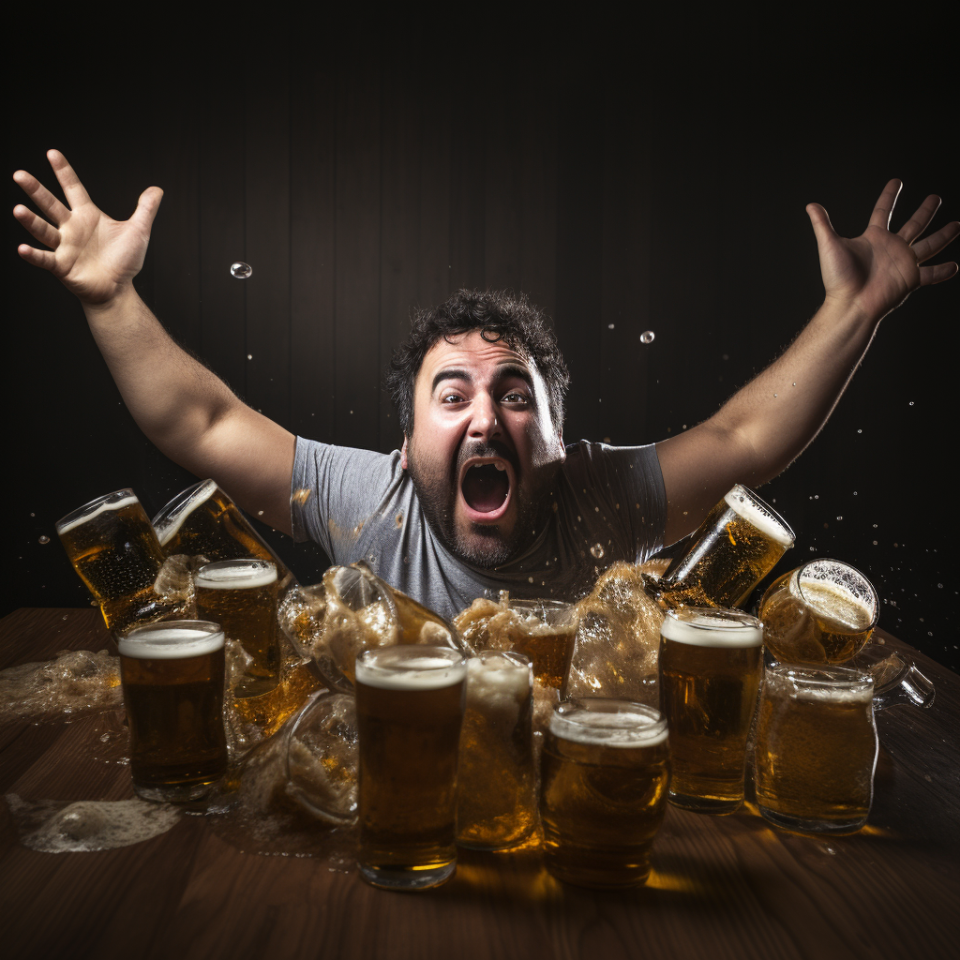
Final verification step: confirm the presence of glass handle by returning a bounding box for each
[873,664,936,711]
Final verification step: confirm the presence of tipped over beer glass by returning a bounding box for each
[656,484,795,609]
[658,607,764,814]
[195,559,282,699]
[456,650,537,850]
[539,699,671,889]
[118,620,228,802]
[57,488,181,635]
[355,645,467,890]
[754,664,878,834]
[760,559,879,665]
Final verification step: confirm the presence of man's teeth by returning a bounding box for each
[494,462,506,471]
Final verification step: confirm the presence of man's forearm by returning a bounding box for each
[82,286,241,462]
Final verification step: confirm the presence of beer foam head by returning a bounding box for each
[466,652,532,701]
[661,606,763,647]
[57,490,141,535]
[118,621,225,659]
[195,558,277,590]
[355,646,467,690]
[153,479,217,545]
[724,486,794,547]
[796,559,878,628]
[550,699,668,748]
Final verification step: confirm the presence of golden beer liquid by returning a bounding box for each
[658,486,794,609]
[659,634,762,813]
[153,480,292,580]
[754,667,877,833]
[57,493,170,633]
[355,649,466,889]
[456,652,536,850]
[761,574,876,664]
[118,623,227,802]
[195,561,281,699]
[540,702,670,889]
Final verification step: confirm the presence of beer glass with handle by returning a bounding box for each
[118,620,228,802]
[57,488,180,635]
[355,645,468,890]
[760,558,878,665]
[539,698,671,889]
[659,606,764,814]
[755,663,878,834]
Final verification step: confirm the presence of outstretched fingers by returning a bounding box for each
[898,194,942,244]
[12,168,70,224]
[918,260,959,286]
[47,149,92,209]
[17,243,58,272]
[13,203,60,249]
[910,219,960,263]
[868,178,903,230]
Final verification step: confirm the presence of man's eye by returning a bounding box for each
[441,394,464,404]
[502,392,529,404]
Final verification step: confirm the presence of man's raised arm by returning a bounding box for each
[14,150,295,533]
[656,179,959,546]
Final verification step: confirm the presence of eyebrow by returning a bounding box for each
[431,364,536,394]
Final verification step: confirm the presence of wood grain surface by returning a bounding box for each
[1,608,958,960]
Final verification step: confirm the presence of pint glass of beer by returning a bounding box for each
[152,479,292,581]
[658,607,763,813]
[754,664,878,834]
[57,488,176,634]
[759,559,879,665]
[195,559,282,698]
[355,645,467,890]
[540,699,671,889]
[456,651,536,850]
[657,484,795,609]
[118,620,228,802]
[505,599,577,692]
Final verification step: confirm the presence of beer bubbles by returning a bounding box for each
[640,331,655,344]
[230,262,253,279]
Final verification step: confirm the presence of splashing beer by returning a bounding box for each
[657,485,794,609]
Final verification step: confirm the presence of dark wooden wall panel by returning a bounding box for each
[333,61,381,451]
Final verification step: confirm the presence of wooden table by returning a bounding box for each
[2,608,958,960]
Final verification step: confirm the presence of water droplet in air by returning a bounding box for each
[607,324,615,329]
[590,543,605,559]
[230,261,252,279]
[247,354,253,360]
[909,401,914,406]
[38,535,50,544]
[640,330,655,344]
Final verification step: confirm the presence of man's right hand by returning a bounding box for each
[13,149,162,306]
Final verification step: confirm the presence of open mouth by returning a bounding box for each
[460,459,513,519]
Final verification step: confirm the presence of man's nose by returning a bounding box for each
[468,395,500,439]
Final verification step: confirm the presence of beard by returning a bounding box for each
[406,439,558,569]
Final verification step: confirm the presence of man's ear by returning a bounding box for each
[401,436,409,470]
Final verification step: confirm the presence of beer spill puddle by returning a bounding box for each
[5,794,181,852]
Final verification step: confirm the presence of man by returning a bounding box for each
[13,151,959,618]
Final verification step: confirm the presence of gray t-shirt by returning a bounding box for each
[290,438,666,621]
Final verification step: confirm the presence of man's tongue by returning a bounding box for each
[462,464,509,514]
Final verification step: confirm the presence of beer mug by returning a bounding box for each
[505,600,578,693]
[195,559,282,699]
[657,484,795,609]
[456,651,537,850]
[355,645,468,890]
[118,620,228,802]
[754,664,878,834]
[152,479,294,582]
[658,607,763,814]
[57,488,181,634]
[759,558,878,665]
[539,698,671,889]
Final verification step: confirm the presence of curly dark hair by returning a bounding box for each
[385,289,571,437]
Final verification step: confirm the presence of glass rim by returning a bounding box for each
[356,643,466,669]
[469,649,532,670]
[765,662,874,691]
[795,557,879,621]
[117,619,225,657]
[56,487,138,533]
[151,478,218,539]
[195,557,277,589]
[550,697,668,746]
[508,598,577,626]
[726,483,796,545]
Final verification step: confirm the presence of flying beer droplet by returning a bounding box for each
[589,543,605,559]
[291,488,312,506]
[230,262,252,279]
[38,535,50,544]
[640,331,655,344]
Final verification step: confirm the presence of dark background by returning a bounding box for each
[5,19,956,671]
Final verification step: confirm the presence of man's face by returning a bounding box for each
[402,330,566,568]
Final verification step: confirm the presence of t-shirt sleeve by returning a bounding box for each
[290,437,403,561]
